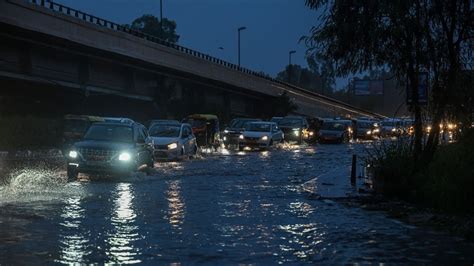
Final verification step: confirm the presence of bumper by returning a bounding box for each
[154,149,180,160]
[239,140,269,149]
[68,160,137,174]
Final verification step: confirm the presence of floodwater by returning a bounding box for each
[0,143,473,264]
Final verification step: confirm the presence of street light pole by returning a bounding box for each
[238,26,246,66]
[288,50,296,84]
[160,0,163,39]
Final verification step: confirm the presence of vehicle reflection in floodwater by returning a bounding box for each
[57,185,91,264]
[105,183,141,264]
[165,180,185,229]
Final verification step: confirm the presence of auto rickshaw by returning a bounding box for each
[182,114,220,148]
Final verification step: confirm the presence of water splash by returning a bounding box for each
[0,167,83,205]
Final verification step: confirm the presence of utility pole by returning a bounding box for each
[288,50,296,84]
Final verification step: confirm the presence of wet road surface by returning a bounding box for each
[1,143,473,264]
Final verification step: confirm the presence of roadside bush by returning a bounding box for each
[420,129,474,213]
[0,115,62,151]
[367,130,474,213]
[365,139,415,197]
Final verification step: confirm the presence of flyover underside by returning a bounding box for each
[0,22,271,121]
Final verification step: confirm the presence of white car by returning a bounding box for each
[149,123,198,160]
[238,122,284,151]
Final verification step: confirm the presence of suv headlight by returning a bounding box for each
[293,130,300,136]
[262,136,268,141]
[68,150,78,158]
[239,134,244,140]
[366,130,372,135]
[224,129,229,133]
[118,152,131,161]
[168,143,178,150]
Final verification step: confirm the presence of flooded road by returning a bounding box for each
[1,143,473,264]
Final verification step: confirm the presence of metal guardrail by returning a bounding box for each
[27,0,385,118]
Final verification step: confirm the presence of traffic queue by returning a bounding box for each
[61,113,442,181]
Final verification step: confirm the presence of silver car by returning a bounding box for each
[149,123,198,160]
[238,122,284,151]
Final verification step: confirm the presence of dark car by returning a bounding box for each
[278,116,309,144]
[318,120,351,143]
[66,121,154,180]
[221,118,261,148]
[354,120,380,140]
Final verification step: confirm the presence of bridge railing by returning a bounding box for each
[27,0,384,118]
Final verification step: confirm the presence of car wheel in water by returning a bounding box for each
[67,166,78,181]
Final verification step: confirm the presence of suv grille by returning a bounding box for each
[78,148,117,161]
[245,136,260,141]
[154,144,168,150]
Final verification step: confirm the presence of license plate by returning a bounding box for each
[88,155,107,161]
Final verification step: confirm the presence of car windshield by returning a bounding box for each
[321,122,346,131]
[64,119,88,133]
[83,124,133,142]
[246,123,271,132]
[229,119,258,128]
[279,118,303,127]
[149,125,181,137]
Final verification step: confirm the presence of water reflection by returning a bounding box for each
[166,180,185,229]
[106,183,141,264]
[57,185,91,264]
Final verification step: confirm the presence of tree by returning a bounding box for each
[128,14,179,43]
[276,58,334,95]
[303,0,473,162]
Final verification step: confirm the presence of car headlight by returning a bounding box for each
[224,129,229,133]
[366,130,372,135]
[293,130,300,136]
[68,150,78,159]
[239,134,244,140]
[391,128,397,132]
[118,152,131,161]
[262,136,268,141]
[168,143,178,150]
[373,128,380,133]
[223,136,227,141]
[309,131,314,136]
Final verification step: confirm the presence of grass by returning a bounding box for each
[366,129,474,213]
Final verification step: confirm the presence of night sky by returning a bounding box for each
[55,0,348,89]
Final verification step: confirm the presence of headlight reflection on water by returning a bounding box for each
[106,183,142,264]
[166,180,185,229]
[57,183,91,264]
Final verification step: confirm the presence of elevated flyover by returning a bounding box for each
[0,0,385,120]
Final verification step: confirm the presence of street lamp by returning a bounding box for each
[238,26,246,66]
[288,50,296,84]
[160,0,163,39]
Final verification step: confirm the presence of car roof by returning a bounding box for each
[249,121,275,125]
[150,122,183,127]
[92,122,133,127]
